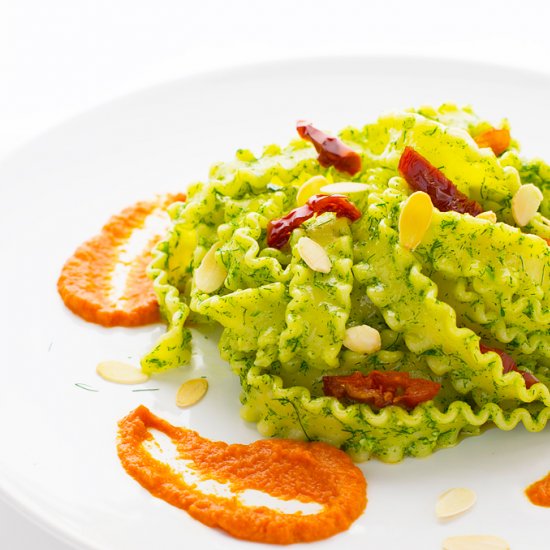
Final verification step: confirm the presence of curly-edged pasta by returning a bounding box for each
[142,105,550,461]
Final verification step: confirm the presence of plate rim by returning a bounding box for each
[2,52,550,169]
[2,53,550,550]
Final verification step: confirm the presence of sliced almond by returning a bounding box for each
[296,175,329,206]
[176,378,208,407]
[476,210,497,223]
[436,487,477,519]
[96,360,149,385]
[194,243,227,293]
[399,191,434,250]
[296,237,331,273]
[511,183,544,226]
[442,535,510,550]
[343,325,381,354]
[320,182,369,195]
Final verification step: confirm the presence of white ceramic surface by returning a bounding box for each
[1,57,549,550]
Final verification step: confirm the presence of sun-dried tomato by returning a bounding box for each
[297,121,361,176]
[479,343,539,388]
[521,371,541,389]
[474,128,511,156]
[398,146,483,216]
[267,193,361,249]
[308,193,362,220]
[322,370,441,411]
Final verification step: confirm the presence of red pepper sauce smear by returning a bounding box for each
[398,146,483,216]
[118,406,367,545]
[474,128,511,156]
[297,121,362,175]
[479,343,539,388]
[323,371,441,410]
[267,193,361,249]
[526,472,550,507]
[58,193,185,327]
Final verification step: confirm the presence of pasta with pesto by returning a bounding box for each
[142,104,550,462]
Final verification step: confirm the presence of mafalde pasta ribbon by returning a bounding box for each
[142,105,550,461]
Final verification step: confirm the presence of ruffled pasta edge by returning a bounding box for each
[240,364,550,463]
[141,202,192,373]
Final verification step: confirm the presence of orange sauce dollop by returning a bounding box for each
[474,127,511,156]
[118,406,367,544]
[526,472,550,507]
[58,194,184,327]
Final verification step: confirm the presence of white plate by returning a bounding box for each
[1,57,549,550]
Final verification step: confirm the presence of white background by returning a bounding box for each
[1,1,550,548]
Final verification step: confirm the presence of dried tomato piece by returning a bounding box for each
[267,204,316,249]
[297,121,361,175]
[322,371,441,411]
[398,146,483,216]
[308,193,362,220]
[474,128,511,156]
[521,371,541,389]
[267,194,361,249]
[479,343,539,389]
[479,343,515,372]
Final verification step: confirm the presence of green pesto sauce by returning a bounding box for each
[142,104,550,462]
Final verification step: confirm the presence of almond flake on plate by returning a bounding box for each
[343,325,381,354]
[296,175,328,205]
[442,534,510,550]
[96,360,149,385]
[194,243,227,293]
[176,378,209,408]
[476,210,497,223]
[436,487,477,519]
[398,191,434,250]
[511,183,543,226]
[296,236,331,273]
[320,182,369,194]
